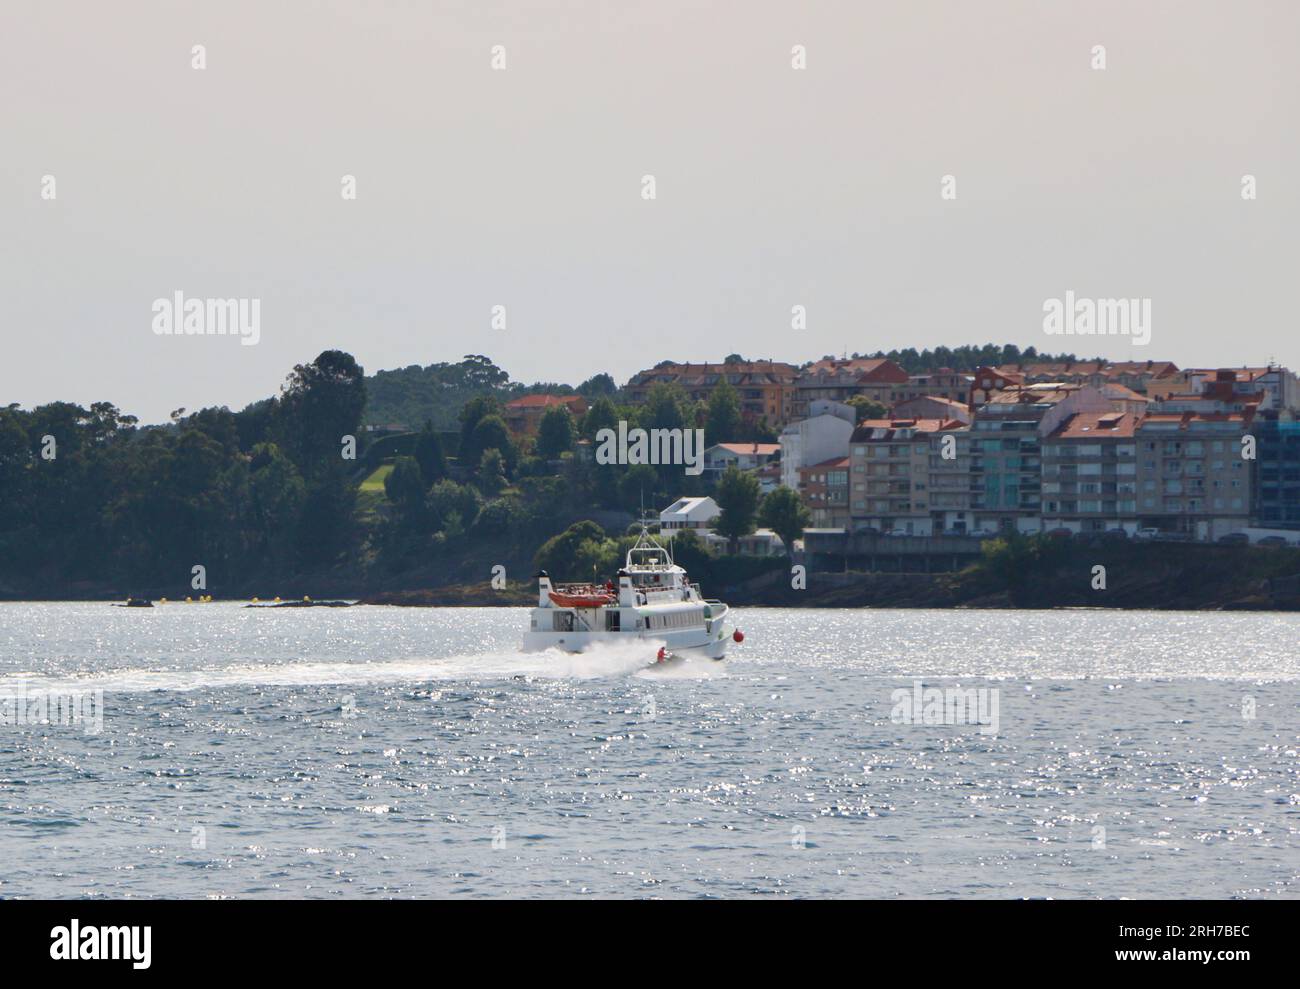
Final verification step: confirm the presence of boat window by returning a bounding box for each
[605,610,621,632]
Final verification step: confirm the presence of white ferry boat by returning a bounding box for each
[523,526,741,660]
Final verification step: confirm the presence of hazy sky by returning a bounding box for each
[3,1,1297,423]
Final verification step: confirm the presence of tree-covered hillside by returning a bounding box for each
[362,355,616,429]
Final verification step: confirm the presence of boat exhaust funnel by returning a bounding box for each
[535,571,553,607]
[616,570,634,606]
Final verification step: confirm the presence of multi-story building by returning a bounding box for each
[799,456,851,528]
[1147,365,1297,410]
[1135,412,1253,539]
[1087,361,1180,394]
[891,395,972,424]
[848,417,966,535]
[892,369,973,405]
[969,366,1024,406]
[1099,383,1151,418]
[778,399,855,490]
[926,426,974,533]
[1041,411,1140,534]
[791,358,909,419]
[969,385,1111,535]
[503,394,588,436]
[624,361,799,426]
[1252,409,1300,530]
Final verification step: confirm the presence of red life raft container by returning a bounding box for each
[548,589,615,608]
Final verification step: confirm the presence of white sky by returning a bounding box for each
[2,0,1297,423]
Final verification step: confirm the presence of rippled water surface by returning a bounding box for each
[0,603,1296,898]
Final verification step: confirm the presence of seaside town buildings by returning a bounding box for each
[778,400,856,489]
[644,359,1300,547]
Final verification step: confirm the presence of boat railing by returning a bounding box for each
[703,599,729,632]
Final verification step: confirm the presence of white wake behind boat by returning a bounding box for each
[523,526,741,660]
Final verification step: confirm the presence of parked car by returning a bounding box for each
[1257,535,1289,548]
[1086,527,1128,543]
[1134,527,1161,541]
[1045,528,1073,540]
[1217,532,1249,545]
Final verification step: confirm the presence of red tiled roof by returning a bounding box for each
[805,456,850,469]
[505,394,585,410]
[1050,411,1139,439]
[713,442,781,455]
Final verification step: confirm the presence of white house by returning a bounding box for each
[659,496,719,532]
[779,400,855,490]
[702,442,781,478]
[703,528,786,557]
[660,495,786,556]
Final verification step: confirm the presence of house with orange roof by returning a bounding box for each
[625,361,799,426]
[701,442,781,479]
[503,394,588,436]
[792,357,909,419]
[891,394,972,424]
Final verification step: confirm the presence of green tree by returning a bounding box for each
[638,382,690,432]
[534,520,614,579]
[846,395,889,421]
[577,372,617,397]
[476,448,507,496]
[705,377,742,445]
[581,396,620,441]
[712,465,760,554]
[413,420,447,485]
[536,404,575,459]
[277,350,367,479]
[385,456,427,523]
[759,486,811,560]
[247,442,305,571]
[458,394,502,455]
[428,479,481,532]
[618,463,661,514]
[460,413,515,470]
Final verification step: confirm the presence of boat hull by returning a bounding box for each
[522,625,730,660]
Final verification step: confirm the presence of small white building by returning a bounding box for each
[703,528,786,557]
[659,496,720,532]
[780,400,856,490]
[702,442,781,477]
[660,496,785,555]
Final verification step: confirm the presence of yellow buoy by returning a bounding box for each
[160,597,167,603]
[252,597,259,603]
[303,595,311,602]
[274,596,281,603]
